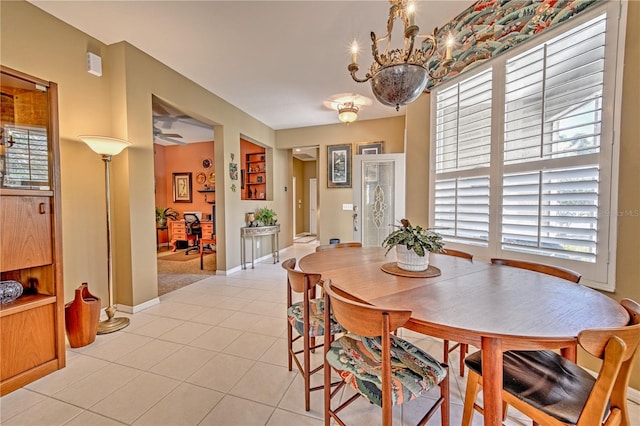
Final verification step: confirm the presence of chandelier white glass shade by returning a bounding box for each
[348,0,454,110]
[337,102,359,124]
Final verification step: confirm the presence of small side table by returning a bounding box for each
[156,225,168,250]
[240,225,280,269]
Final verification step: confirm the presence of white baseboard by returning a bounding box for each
[117,297,160,314]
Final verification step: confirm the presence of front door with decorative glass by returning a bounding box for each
[353,154,405,246]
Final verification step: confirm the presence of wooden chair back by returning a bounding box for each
[441,248,473,260]
[315,242,362,252]
[576,298,640,425]
[323,279,410,337]
[491,258,582,283]
[282,257,322,294]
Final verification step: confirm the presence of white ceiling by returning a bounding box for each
[29,0,472,144]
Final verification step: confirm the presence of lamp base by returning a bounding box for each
[97,316,130,334]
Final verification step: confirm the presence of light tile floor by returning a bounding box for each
[1,242,639,425]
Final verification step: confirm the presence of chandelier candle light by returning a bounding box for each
[349,0,454,110]
[79,135,132,334]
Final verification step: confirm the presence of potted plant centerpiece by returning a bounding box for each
[155,206,179,227]
[382,219,444,271]
[254,206,277,226]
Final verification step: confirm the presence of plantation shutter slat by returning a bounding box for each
[3,126,50,189]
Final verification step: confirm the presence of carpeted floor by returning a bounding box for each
[157,248,216,296]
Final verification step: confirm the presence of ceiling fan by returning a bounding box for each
[153,124,186,145]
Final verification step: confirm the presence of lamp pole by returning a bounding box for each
[79,136,131,334]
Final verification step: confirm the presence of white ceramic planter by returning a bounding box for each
[395,245,429,271]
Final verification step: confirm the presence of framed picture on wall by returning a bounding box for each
[357,141,384,155]
[173,172,192,203]
[327,144,352,188]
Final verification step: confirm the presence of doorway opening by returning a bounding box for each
[292,146,318,243]
[152,96,217,295]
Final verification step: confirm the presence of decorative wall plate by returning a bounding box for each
[202,158,212,169]
[208,172,216,183]
[196,172,206,184]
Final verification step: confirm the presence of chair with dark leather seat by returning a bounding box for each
[184,213,202,255]
[461,298,640,426]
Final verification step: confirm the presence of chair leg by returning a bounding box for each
[459,343,468,377]
[287,323,293,372]
[461,370,481,426]
[304,330,311,411]
[441,368,450,426]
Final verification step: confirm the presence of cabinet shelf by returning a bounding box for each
[0,294,56,318]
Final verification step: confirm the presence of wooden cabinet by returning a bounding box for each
[245,152,266,200]
[0,66,64,395]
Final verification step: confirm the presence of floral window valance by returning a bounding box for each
[425,0,605,90]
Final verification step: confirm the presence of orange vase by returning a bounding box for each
[64,283,101,348]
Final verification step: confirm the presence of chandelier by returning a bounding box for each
[348,0,454,110]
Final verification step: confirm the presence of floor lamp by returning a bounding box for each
[79,136,132,334]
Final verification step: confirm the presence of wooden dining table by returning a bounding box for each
[299,246,629,426]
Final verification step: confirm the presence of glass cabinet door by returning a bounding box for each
[1,72,51,190]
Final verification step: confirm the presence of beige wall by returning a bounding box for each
[0,0,285,309]
[276,117,405,243]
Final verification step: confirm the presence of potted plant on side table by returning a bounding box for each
[155,207,179,227]
[254,206,277,226]
[382,219,444,271]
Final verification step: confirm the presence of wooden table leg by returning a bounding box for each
[481,337,503,426]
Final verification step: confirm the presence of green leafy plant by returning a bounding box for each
[254,206,277,226]
[382,219,444,257]
[155,206,179,225]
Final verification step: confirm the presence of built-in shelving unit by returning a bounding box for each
[0,66,65,395]
[245,152,266,200]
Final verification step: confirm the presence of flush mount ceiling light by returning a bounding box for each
[348,0,455,110]
[338,102,359,124]
[323,93,372,124]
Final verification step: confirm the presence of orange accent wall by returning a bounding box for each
[154,141,215,243]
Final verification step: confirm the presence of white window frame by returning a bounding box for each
[429,1,627,292]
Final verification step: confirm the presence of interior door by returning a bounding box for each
[309,178,317,234]
[353,154,405,246]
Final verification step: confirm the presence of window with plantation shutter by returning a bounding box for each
[430,3,624,291]
[433,69,492,246]
[3,125,50,189]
